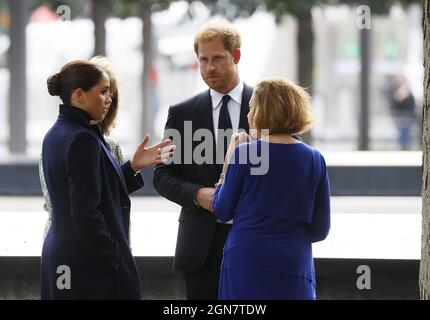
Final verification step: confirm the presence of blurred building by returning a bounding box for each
[0,2,424,159]
[312,5,422,150]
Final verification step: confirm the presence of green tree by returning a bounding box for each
[193,0,260,20]
[263,0,326,143]
[186,0,319,143]
[113,0,174,138]
[334,0,418,150]
[38,0,110,57]
[31,1,103,56]
[264,0,320,96]
[91,0,111,57]
[193,0,322,143]
[31,0,87,18]
[264,0,418,146]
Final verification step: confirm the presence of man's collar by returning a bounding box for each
[210,81,244,109]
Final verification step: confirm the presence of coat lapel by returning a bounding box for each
[91,125,129,195]
[99,140,129,195]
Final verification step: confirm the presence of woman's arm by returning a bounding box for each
[310,155,331,243]
[213,147,245,222]
[38,156,52,238]
[38,156,52,213]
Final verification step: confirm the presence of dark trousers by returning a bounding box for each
[183,223,232,300]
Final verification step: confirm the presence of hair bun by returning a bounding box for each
[47,73,62,96]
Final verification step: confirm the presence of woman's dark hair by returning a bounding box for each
[47,60,105,104]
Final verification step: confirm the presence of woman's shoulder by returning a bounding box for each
[294,143,326,162]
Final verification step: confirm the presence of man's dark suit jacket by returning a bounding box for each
[153,84,252,272]
[41,105,143,299]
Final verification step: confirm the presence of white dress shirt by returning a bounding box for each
[210,81,244,224]
[210,81,244,144]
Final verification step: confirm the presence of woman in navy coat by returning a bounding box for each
[41,60,173,299]
[213,77,331,300]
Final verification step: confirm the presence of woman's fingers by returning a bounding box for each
[159,151,175,160]
[231,132,249,146]
[156,152,175,164]
[138,134,150,149]
[161,145,176,153]
[151,139,172,151]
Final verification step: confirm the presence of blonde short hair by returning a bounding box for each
[194,19,241,54]
[89,56,119,136]
[249,78,314,135]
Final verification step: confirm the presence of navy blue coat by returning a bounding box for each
[41,105,143,299]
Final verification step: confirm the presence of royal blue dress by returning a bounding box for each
[213,140,331,300]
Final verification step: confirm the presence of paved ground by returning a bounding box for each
[0,196,421,259]
[0,196,421,300]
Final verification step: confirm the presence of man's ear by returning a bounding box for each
[233,48,241,64]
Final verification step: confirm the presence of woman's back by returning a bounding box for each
[224,140,329,248]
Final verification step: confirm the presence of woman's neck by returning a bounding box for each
[261,133,300,144]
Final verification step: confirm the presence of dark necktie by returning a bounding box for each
[217,95,232,174]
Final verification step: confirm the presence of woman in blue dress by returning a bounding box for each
[213,77,331,300]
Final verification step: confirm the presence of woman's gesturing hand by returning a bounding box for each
[225,132,251,165]
[130,135,176,172]
[220,132,251,178]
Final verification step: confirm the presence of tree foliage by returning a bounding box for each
[331,0,419,15]
[112,0,174,18]
[31,0,87,18]
[191,0,260,21]
[263,0,419,21]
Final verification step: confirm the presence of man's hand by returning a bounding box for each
[196,187,215,212]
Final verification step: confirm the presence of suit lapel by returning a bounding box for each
[194,90,218,180]
[194,90,215,136]
[239,83,252,133]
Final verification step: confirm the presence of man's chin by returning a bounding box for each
[205,78,219,86]
[207,82,223,92]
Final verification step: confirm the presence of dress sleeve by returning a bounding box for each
[105,138,124,165]
[309,153,331,243]
[39,155,52,237]
[38,156,52,213]
[213,147,245,222]
[105,138,143,194]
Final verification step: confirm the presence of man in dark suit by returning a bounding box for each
[153,20,252,299]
